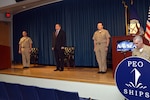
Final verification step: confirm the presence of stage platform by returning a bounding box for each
[0,64,124,100]
[0,64,115,85]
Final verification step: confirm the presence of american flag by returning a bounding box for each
[145,6,150,42]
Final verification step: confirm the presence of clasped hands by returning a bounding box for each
[52,47,65,50]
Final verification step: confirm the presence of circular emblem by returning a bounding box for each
[115,56,150,100]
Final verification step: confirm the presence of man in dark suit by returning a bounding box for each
[52,24,66,71]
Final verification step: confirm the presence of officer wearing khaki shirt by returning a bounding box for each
[93,22,111,73]
[19,31,33,68]
[132,35,150,61]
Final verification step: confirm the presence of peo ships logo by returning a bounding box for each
[115,56,150,100]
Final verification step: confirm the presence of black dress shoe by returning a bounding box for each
[101,71,107,74]
[97,71,106,74]
[54,69,59,71]
[97,71,102,74]
[23,67,29,69]
[59,69,64,71]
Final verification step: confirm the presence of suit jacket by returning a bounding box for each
[52,29,66,50]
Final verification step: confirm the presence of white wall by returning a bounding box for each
[0,74,125,100]
[0,0,16,8]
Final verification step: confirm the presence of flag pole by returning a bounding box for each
[122,0,128,36]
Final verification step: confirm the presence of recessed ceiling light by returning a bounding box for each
[22,6,26,8]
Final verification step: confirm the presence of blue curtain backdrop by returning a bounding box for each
[13,0,150,67]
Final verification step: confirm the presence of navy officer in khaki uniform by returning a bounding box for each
[93,22,111,73]
[19,31,33,68]
[132,35,150,61]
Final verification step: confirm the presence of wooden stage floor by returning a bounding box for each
[0,64,115,85]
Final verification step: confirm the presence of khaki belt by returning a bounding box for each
[96,43,101,45]
[21,47,29,48]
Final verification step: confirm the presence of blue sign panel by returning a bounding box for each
[115,56,150,100]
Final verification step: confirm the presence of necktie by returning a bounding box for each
[55,30,59,37]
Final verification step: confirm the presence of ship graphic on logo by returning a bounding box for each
[125,68,147,89]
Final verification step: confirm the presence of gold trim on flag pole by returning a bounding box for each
[122,0,128,36]
[125,5,128,36]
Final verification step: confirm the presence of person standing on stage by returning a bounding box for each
[52,24,66,71]
[132,35,150,61]
[92,22,111,74]
[19,31,33,68]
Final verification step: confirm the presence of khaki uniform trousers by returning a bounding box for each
[21,48,30,67]
[95,43,107,72]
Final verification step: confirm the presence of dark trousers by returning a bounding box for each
[54,49,64,70]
